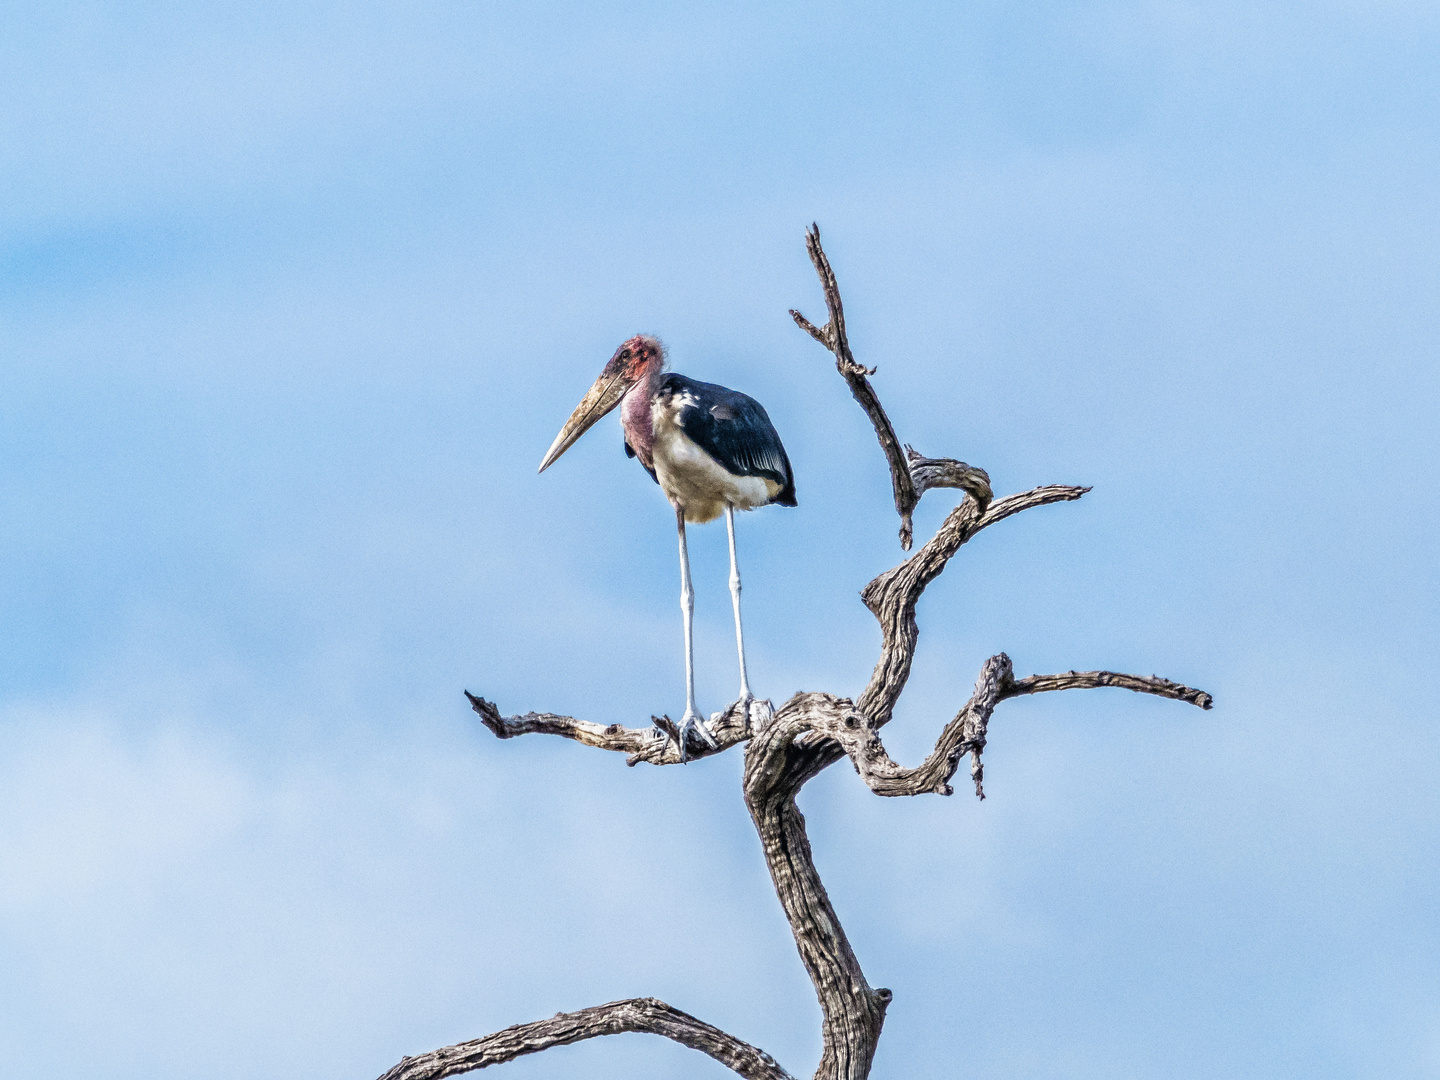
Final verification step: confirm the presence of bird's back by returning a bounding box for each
[630,373,796,522]
[660,374,796,505]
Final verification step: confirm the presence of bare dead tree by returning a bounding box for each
[376,225,1211,1080]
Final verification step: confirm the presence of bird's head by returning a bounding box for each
[538,335,665,472]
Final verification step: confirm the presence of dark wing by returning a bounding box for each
[666,374,796,506]
[624,438,658,483]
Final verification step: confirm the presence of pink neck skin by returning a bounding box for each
[619,356,663,468]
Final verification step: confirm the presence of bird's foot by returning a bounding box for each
[745,696,773,732]
[725,692,771,736]
[677,708,717,762]
[729,691,755,735]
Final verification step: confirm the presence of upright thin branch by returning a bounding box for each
[790,228,1000,550]
[790,224,918,548]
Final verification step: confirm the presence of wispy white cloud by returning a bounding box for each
[0,709,249,909]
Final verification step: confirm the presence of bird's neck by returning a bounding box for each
[620,360,662,466]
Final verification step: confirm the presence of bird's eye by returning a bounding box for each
[621,348,632,359]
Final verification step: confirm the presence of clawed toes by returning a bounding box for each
[667,699,771,759]
[676,713,717,761]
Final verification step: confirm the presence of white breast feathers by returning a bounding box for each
[650,393,780,523]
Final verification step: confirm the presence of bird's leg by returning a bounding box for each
[676,506,716,761]
[724,505,756,729]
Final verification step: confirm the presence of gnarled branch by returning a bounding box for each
[817,655,1214,803]
[858,484,1090,732]
[458,475,1202,1080]
[815,654,1011,800]
[375,997,795,1080]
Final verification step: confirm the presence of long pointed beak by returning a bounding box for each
[538,371,630,472]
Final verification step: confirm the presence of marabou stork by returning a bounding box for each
[538,335,796,758]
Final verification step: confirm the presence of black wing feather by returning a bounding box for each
[664,374,796,505]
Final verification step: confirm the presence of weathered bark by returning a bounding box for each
[464,692,753,766]
[375,998,794,1080]
[904,444,993,513]
[376,226,1211,1080]
[745,727,890,1080]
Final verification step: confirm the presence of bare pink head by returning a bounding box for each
[603,335,665,382]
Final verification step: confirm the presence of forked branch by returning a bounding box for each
[857,483,1091,732]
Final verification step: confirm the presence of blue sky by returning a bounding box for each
[2,2,1437,1078]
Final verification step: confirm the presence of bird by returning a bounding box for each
[538,335,796,759]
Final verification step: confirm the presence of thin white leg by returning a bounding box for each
[677,507,699,722]
[675,506,714,757]
[725,504,754,706]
